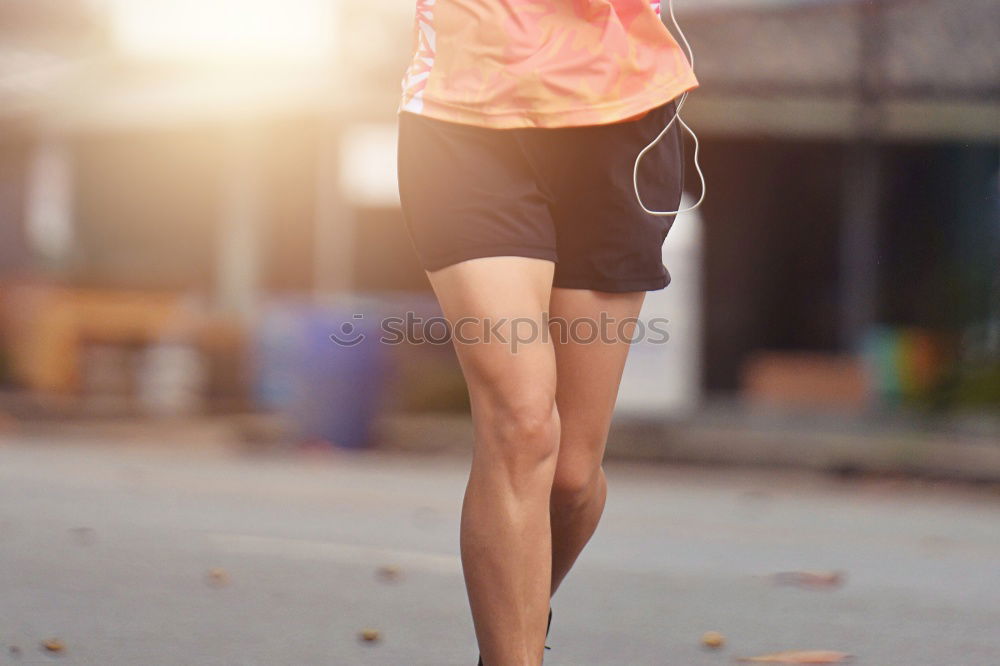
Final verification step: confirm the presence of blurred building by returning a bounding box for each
[678,0,999,402]
[0,0,997,418]
[0,0,416,300]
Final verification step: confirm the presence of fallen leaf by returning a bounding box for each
[701,631,725,648]
[358,628,381,644]
[376,565,403,583]
[206,567,230,587]
[770,571,845,588]
[736,650,852,663]
[40,638,65,654]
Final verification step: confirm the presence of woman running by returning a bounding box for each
[396,2,698,663]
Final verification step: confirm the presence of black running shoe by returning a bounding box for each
[477,608,552,665]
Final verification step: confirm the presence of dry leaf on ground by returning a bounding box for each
[770,571,845,588]
[736,650,852,663]
[40,638,65,653]
[358,628,381,643]
[206,567,230,587]
[376,564,403,582]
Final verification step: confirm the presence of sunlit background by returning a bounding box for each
[0,0,998,663]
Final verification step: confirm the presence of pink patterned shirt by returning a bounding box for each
[399,0,698,128]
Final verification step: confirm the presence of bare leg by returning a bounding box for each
[547,288,645,596]
[427,257,559,666]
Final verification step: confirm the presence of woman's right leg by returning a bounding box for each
[426,256,559,666]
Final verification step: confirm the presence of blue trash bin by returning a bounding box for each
[254,299,388,449]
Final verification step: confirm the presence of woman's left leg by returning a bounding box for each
[547,287,646,597]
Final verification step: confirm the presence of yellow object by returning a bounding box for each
[2,284,188,393]
[41,639,65,653]
[701,631,725,648]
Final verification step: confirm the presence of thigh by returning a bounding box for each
[425,256,557,418]
[397,111,558,273]
[549,287,646,465]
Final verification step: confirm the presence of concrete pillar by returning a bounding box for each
[312,114,355,298]
[25,136,74,269]
[839,1,886,349]
[617,194,704,417]
[216,125,265,321]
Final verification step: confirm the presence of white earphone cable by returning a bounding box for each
[633,0,706,217]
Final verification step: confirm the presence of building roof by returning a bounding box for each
[680,0,999,99]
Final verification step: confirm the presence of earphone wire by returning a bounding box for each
[633,0,706,217]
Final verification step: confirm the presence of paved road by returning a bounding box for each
[1,438,999,665]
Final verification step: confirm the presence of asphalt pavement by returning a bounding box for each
[1,437,999,665]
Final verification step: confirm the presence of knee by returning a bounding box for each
[497,397,559,445]
[551,463,605,507]
[479,394,560,469]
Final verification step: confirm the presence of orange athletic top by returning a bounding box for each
[398,0,698,129]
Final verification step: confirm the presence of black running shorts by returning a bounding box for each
[396,98,684,292]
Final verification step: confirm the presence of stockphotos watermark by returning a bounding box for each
[329,312,670,352]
